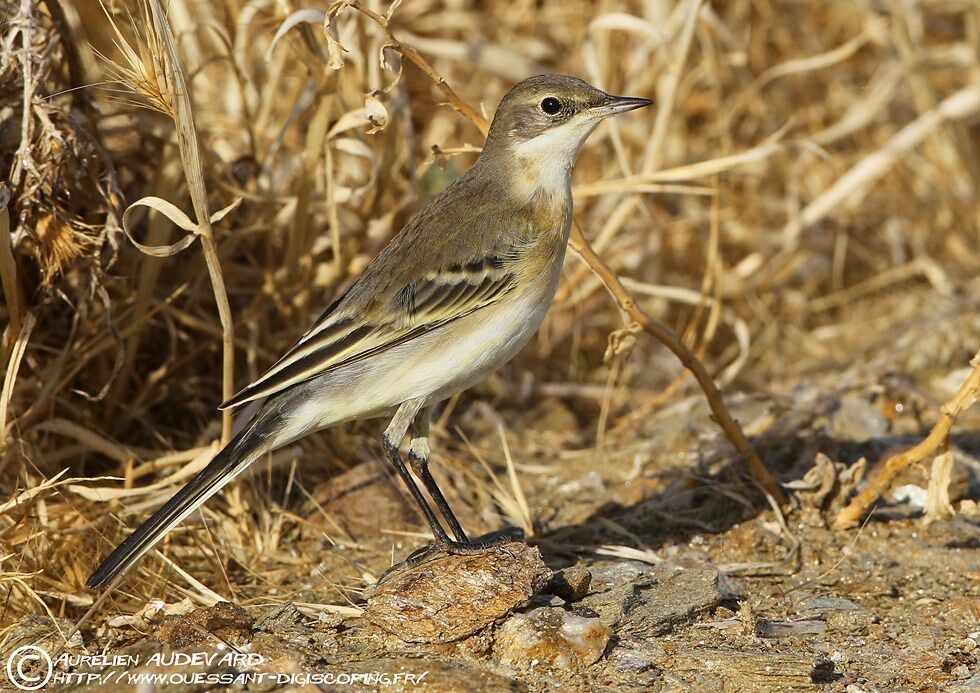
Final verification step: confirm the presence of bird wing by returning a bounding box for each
[219,253,517,410]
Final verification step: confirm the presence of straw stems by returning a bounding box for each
[145,0,235,440]
[343,1,785,504]
[0,184,24,364]
[833,350,980,529]
[342,2,487,133]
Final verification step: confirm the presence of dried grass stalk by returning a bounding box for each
[923,450,955,526]
[834,351,980,529]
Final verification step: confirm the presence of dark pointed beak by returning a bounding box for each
[590,95,653,118]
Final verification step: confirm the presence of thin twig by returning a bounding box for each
[9,0,36,189]
[567,229,784,502]
[341,1,785,503]
[833,350,980,529]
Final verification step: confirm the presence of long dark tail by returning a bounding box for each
[87,418,272,589]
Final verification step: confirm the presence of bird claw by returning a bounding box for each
[376,527,527,584]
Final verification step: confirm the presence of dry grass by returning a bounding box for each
[1,0,978,640]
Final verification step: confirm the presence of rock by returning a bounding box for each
[670,648,841,688]
[578,560,659,627]
[365,542,550,643]
[627,568,724,637]
[494,607,610,672]
[580,563,723,636]
[891,484,929,509]
[947,674,980,692]
[827,393,889,443]
[2,614,84,653]
[796,595,865,616]
[755,619,828,638]
[155,601,254,648]
[547,566,592,603]
[250,603,339,663]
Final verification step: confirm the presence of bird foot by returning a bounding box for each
[376,527,526,585]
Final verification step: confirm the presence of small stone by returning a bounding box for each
[494,607,611,672]
[365,542,550,643]
[548,566,592,602]
[580,564,723,636]
[155,601,254,648]
[958,499,978,517]
[797,596,866,616]
[755,619,828,638]
[628,568,723,636]
[891,484,928,509]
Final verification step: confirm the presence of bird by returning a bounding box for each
[87,74,651,589]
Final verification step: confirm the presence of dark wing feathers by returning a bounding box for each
[219,254,516,410]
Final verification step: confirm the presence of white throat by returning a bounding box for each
[510,117,598,200]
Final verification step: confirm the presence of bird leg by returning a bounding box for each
[382,399,454,546]
[408,407,469,543]
[382,400,523,568]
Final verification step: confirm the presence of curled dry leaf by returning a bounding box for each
[603,322,642,364]
[322,8,349,70]
[378,43,405,92]
[121,196,242,258]
[384,0,404,21]
[268,8,327,59]
[787,452,867,512]
[364,93,389,134]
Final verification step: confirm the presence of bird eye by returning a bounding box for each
[540,97,561,115]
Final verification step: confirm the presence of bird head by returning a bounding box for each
[482,74,651,164]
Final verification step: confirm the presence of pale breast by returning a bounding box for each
[420,273,559,404]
